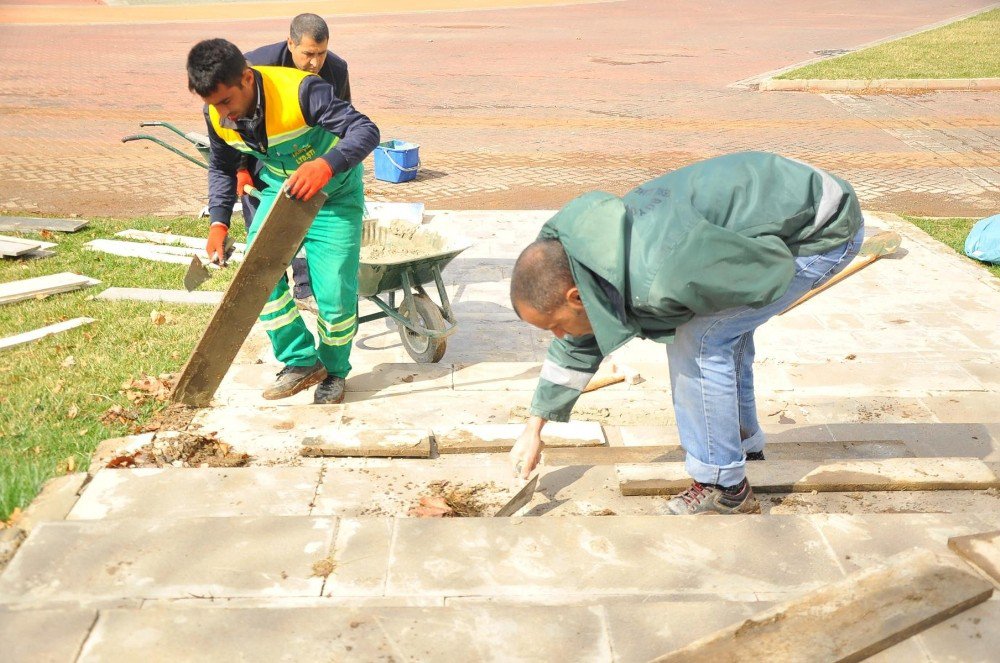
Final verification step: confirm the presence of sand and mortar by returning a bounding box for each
[359,220,447,263]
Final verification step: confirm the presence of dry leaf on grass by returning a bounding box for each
[121,373,176,406]
[100,405,139,426]
[149,310,168,325]
[60,355,76,368]
[67,404,79,420]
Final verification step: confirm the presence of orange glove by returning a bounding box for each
[235,168,254,197]
[206,223,229,265]
[286,158,333,201]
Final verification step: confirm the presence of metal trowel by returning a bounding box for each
[183,235,236,291]
[495,474,539,517]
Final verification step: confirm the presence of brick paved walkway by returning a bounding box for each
[0,0,997,217]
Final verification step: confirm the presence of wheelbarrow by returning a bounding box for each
[121,121,211,169]
[123,121,471,363]
[358,220,472,363]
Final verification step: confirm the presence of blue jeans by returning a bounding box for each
[665,226,864,487]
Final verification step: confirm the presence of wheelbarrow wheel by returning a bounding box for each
[397,294,448,363]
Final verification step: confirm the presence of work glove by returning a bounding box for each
[206,223,229,265]
[286,158,332,201]
[235,168,254,197]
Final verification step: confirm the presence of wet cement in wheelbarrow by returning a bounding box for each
[360,221,444,263]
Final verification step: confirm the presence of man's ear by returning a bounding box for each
[287,37,296,50]
[566,287,585,309]
[241,67,254,88]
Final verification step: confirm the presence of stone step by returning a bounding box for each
[3,598,997,662]
[3,514,999,609]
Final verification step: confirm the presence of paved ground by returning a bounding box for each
[0,0,997,218]
[2,210,1000,660]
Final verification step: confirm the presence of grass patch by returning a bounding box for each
[902,215,1000,280]
[0,215,246,522]
[778,9,1000,80]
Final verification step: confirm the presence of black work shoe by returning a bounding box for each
[313,375,346,405]
[746,451,766,461]
[662,479,761,515]
[261,361,327,400]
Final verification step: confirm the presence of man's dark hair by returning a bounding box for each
[510,239,576,317]
[290,13,330,44]
[187,39,247,96]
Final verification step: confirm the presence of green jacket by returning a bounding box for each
[529,151,863,422]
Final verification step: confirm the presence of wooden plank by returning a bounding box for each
[97,287,223,306]
[0,272,100,306]
[171,190,326,406]
[618,457,1000,496]
[949,530,1000,587]
[300,429,432,458]
[0,216,88,233]
[116,229,246,252]
[544,440,911,466]
[0,317,95,351]
[652,548,993,662]
[0,236,41,257]
[436,422,605,454]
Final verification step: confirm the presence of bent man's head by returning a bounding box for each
[187,38,255,122]
[510,239,593,339]
[288,13,330,74]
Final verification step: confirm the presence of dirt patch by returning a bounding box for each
[140,403,198,433]
[409,480,501,517]
[106,432,250,469]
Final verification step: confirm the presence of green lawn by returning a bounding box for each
[902,215,1000,279]
[0,215,246,523]
[778,8,1000,80]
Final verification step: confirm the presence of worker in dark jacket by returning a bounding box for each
[188,38,379,404]
[239,13,354,313]
[509,152,864,515]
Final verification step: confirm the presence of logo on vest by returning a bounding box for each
[291,144,317,165]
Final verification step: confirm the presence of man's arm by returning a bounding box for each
[298,76,379,175]
[203,108,243,229]
[510,333,604,478]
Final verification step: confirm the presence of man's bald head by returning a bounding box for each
[510,239,575,317]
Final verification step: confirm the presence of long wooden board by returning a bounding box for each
[948,530,1000,586]
[97,287,223,306]
[617,457,1000,496]
[436,422,605,453]
[0,216,88,233]
[652,548,993,662]
[171,190,326,406]
[0,317,95,351]
[544,440,911,466]
[0,272,100,306]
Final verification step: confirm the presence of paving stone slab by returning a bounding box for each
[436,422,604,454]
[870,598,1000,663]
[605,601,770,663]
[0,517,336,604]
[948,529,1000,587]
[78,605,610,662]
[141,596,445,609]
[301,429,432,458]
[451,361,542,391]
[191,405,344,462]
[824,422,1000,460]
[555,440,912,466]
[312,464,522,518]
[618,458,1000,496]
[68,468,322,520]
[18,473,87,529]
[385,516,843,599]
[324,518,393,597]
[920,392,1000,424]
[0,607,96,662]
[807,513,996,576]
[781,360,985,395]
